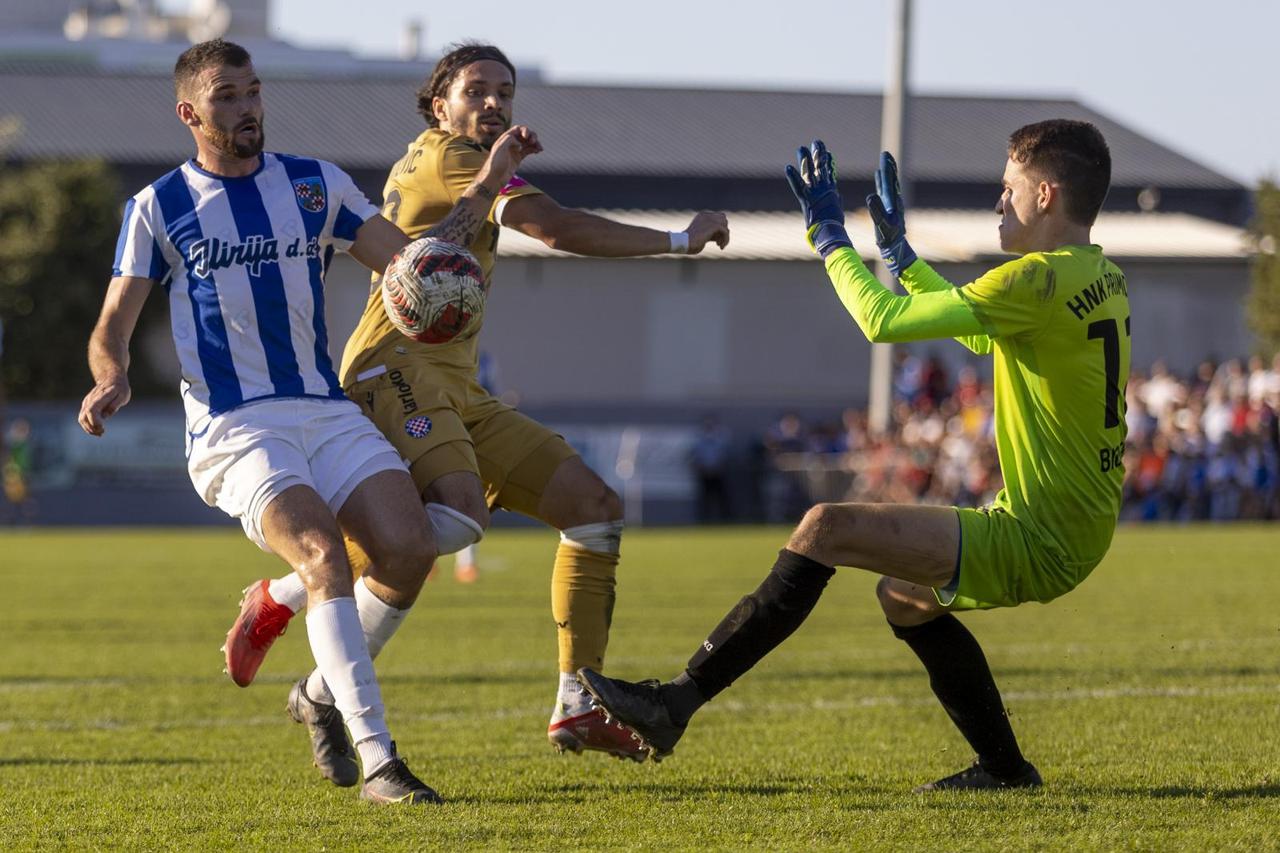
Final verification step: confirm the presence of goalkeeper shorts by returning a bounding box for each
[939,506,1103,610]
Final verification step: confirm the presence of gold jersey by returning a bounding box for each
[340,128,542,380]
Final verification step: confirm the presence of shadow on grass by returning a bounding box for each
[1139,784,1280,799]
[444,778,902,805]
[0,757,209,767]
[747,665,1054,684]
[0,671,550,689]
[377,672,547,688]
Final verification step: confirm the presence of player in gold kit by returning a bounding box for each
[224,43,730,768]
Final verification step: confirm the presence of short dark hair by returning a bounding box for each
[1008,119,1111,226]
[417,43,516,127]
[174,39,253,99]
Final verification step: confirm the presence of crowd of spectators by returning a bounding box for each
[757,352,1280,523]
[1124,356,1280,521]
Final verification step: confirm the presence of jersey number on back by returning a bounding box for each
[1087,315,1131,429]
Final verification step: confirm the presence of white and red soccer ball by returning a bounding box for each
[381,237,485,344]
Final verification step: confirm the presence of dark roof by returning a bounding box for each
[0,64,1248,221]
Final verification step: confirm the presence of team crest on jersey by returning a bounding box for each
[404,415,432,438]
[292,177,326,213]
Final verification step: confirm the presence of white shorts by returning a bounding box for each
[186,397,408,552]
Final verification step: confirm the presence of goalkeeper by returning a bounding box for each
[580,120,1129,791]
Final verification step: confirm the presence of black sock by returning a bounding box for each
[890,614,1027,778]
[660,672,706,726]
[683,549,836,702]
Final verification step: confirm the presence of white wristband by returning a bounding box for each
[668,231,690,254]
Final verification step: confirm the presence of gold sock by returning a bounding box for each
[551,541,618,674]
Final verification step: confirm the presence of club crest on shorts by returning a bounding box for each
[291,177,326,213]
[404,415,432,438]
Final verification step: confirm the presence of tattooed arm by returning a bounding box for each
[348,125,543,273]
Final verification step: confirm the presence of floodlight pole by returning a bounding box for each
[868,0,912,435]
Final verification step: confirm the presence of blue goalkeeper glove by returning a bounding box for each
[865,150,917,277]
[784,140,852,258]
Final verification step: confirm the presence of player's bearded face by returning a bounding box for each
[202,112,266,159]
[438,60,514,149]
[192,64,266,160]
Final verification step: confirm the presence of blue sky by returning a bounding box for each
[265,0,1278,186]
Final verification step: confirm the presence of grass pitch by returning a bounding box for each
[2,524,1279,851]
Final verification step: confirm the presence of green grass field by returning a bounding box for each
[2,525,1279,851]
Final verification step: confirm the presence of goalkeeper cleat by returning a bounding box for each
[359,747,444,805]
[576,669,687,762]
[547,707,648,762]
[913,760,1043,793]
[287,675,359,788]
[224,579,294,687]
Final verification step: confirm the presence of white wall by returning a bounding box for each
[319,254,1253,407]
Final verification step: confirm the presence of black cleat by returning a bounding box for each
[359,746,444,805]
[914,759,1043,792]
[287,675,359,788]
[576,668,687,762]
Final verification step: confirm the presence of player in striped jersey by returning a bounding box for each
[78,39,540,804]
[225,43,731,763]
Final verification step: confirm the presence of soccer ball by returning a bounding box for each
[381,237,485,344]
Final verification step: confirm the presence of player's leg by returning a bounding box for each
[578,502,957,760]
[224,371,485,684]
[528,454,639,755]
[877,576,1041,791]
[259,483,440,804]
[469,402,642,760]
[291,467,441,732]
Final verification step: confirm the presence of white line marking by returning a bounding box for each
[2,682,1277,733]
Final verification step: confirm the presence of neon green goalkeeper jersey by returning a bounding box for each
[824,244,1130,570]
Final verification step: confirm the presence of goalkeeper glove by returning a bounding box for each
[865,150,917,277]
[784,140,852,258]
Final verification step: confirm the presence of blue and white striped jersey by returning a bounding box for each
[112,153,379,427]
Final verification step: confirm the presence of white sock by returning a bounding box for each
[307,577,411,706]
[555,671,592,718]
[304,597,390,751]
[355,733,396,778]
[268,572,307,613]
[456,544,477,566]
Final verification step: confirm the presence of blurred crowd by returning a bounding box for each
[1124,356,1280,521]
[748,352,1280,523]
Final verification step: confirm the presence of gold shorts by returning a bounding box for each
[344,359,577,517]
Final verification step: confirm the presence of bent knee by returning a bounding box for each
[787,502,841,556]
[369,523,437,574]
[293,534,354,590]
[876,576,941,626]
[565,481,623,527]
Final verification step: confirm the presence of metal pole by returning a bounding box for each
[868,0,912,435]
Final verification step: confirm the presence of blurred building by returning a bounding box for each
[0,1,1258,523]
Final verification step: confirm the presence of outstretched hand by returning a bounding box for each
[865,151,917,276]
[684,211,730,254]
[784,140,852,257]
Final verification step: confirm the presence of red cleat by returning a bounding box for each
[222,580,295,687]
[547,707,649,763]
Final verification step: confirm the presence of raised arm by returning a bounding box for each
[79,275,154,436]
[866,150,992,354]
[897,259,993,354]
[348,124,545,274]
[501,195,729,257]
[785,140,986,345]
